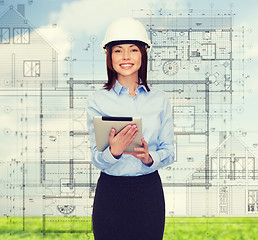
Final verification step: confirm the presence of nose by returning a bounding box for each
[123,49,130,60]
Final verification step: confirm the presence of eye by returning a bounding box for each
[131,48,139,52]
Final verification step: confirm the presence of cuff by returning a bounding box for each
[148,151,160,169]
[102,146,121,164]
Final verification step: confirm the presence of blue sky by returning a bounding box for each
[0,0,258,217]
[1,0,258,146]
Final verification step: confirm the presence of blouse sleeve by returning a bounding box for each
[148,94,175,170]
[86,94,121,171]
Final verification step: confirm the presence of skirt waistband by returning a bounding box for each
[99,170,160,187]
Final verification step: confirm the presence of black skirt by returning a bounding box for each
[92,171,165,240]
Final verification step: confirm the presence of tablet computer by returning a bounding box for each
[93,116,142,152]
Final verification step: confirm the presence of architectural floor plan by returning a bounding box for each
[0,3,257,233]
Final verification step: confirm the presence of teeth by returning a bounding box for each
[121,64,133,67]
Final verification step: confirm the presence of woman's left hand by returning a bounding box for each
[124,137,153,166]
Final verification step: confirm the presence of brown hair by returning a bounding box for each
[103,42,150,91]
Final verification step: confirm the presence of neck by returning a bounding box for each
[117,75,139,97]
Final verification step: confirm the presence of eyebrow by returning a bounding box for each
[114,44,136,48]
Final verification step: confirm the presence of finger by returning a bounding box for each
[134,147,145,152]
[109,128,115,141]
[129,129,138,140]
[126,124,137,134]
[137,153,147,158]
[135,142,147,151]
[119,124,132,135]
[142,137,148,147]
[121,126,138,142]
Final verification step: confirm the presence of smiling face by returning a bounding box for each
[111,44,142,81]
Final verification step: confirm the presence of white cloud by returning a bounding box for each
[34,0,188,77]
[235,8,258,59]
[244,38,258,59]
[49,0,159,36]
[236,18,258,92]
[37,25,71,54]
[36,0,188,51]
[36,0,168,72]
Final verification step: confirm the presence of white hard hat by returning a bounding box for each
[101,17,152,53]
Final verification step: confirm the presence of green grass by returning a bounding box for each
[164,217,258,240]
[0,217,258,239]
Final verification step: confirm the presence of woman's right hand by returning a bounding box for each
[108,124,138,158]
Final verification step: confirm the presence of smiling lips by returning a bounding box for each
[119,63,134,69]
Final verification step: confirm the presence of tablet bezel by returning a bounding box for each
[93,116,142,152]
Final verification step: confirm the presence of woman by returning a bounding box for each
[87,17,174,240]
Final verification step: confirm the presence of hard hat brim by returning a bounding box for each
[104,40,150,50]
